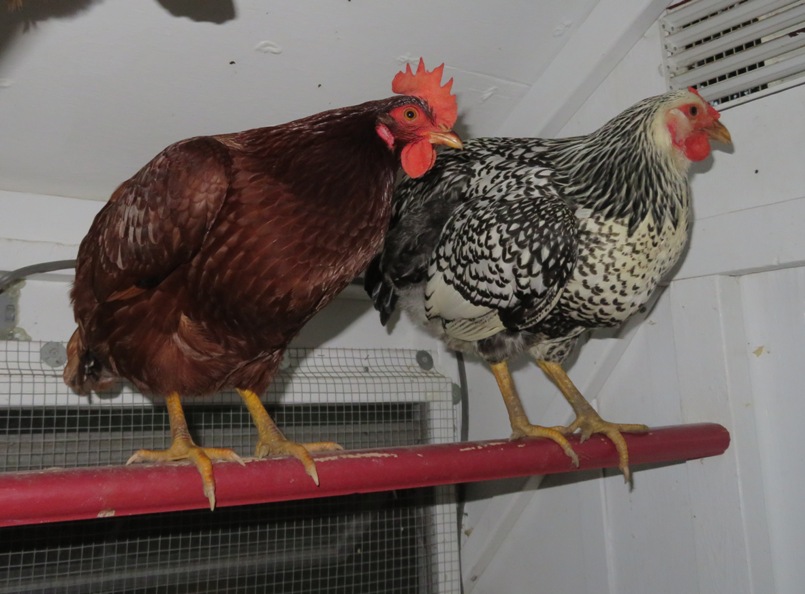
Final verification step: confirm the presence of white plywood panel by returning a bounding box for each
[596,293,698,594]
[670,275,774,594]
[675,195,805,281]
[0,191,101,245]
[0,191,101,272]
[558,21,667,137]
[0,0,600,200]
[496,0,668,137]
[468,471,609,594]
[740,266,805,594]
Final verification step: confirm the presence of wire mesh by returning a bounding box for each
[0,340,461,594]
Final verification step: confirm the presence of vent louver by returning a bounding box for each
[662,0,805,107]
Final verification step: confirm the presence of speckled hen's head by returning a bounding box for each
[653,87,732,168]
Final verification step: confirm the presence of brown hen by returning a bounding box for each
[64,60,461,509]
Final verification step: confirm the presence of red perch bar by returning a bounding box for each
[0,423,729,527]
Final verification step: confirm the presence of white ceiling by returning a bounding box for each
[0,0,667,201]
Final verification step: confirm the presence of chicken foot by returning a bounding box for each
[489,361,579,467]
[238,388,343,486]
[127,391,244,510]
[535,359,649,483]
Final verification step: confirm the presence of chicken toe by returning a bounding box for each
[126,392,244,510]
[254,437,342,486]
[490,361,580,468]
[510,421,580,467]
[238,388,342,485]
[536,360,648,483]
[561,410,648,484]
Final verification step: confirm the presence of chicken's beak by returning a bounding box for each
[706,119,732,146]
[428,130,463,150]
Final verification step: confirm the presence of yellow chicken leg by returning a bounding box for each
[489,361,579,467]
[127,391,244,510]
[238,388,343,486]
[536,360,649,483]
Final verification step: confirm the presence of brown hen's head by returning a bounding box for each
[654,87,732,169]
[376,58,462,178]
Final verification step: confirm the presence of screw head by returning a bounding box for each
[415,351,434,371]
[40,341,67,367]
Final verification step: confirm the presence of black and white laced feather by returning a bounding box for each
[365,89,701,365]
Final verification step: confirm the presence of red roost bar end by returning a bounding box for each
[0,423,729,527]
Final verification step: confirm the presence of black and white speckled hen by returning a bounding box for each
[365,88,731,480]
[64,60,461,509]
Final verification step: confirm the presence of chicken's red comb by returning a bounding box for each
[688,86,721,119]
[392,58,458,128]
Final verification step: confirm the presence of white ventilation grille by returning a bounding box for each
[661,0,805,107]
[0,341,461,593]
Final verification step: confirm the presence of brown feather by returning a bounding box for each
[66,96,456,399]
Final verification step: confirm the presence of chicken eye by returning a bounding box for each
[689,105,699,116]
[403,108,418,121]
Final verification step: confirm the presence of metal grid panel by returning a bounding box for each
[0,343,457,471]
[0,341,460,593]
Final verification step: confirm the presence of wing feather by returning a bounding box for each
[425,177,579,337]
[372,136,579,342]
[77,137,232,304]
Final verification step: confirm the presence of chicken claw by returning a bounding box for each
[127,441,243,510]
[510,422,579,468]
[537,360,648,483]
[558,411,648,484]
[126,392,244,510]
[254,438,343,486]
[238,388,342,485]
[490,361,580,468]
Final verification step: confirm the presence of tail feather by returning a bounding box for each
[363,256,398,326]
[64,328,118,394]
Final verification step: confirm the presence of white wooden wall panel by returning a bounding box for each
[557,20,667,137]
[740,266,805,594]
[468,470,609,594]
[669,275,770,594]
[496,0,668,138]
[0,0,603,201]
[598,292,699,594]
